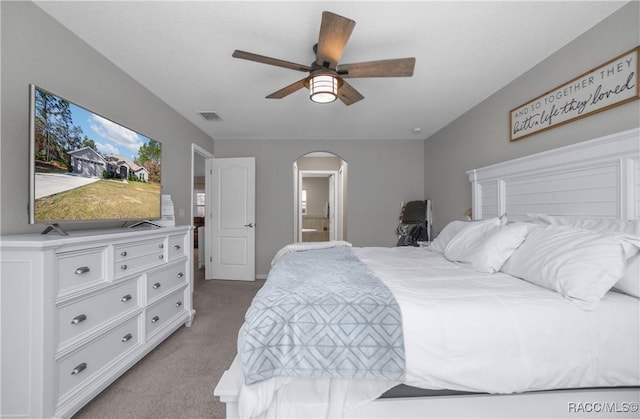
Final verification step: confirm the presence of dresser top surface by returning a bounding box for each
[0,225,192,249]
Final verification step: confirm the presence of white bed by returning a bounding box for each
[215,128,640,418]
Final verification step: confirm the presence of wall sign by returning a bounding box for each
[510,46,639,142]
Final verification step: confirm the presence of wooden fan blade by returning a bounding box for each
[337,57,416,78]
[232,50,312,72]
[337,80,364,106]
[266,78,308,99]
[316,11,356,69]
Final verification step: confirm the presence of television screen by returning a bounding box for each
[29,85,162,224]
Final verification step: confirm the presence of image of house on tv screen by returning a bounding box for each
[32,87,162,223]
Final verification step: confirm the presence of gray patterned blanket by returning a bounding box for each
[239,246,405,385]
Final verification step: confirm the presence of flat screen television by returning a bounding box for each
[29,85,162,227]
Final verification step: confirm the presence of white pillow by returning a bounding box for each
[500,225,637,310]
[615,254,640,297]
[526,213,640,297]
[526,213,640,235]
[430,221,468,253]
[430,217,503,254]
[444,223,530,273]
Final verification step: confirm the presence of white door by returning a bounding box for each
[208,157,255,281]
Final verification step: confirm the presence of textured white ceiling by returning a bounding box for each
[35,1,627,141]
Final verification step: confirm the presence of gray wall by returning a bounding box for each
[302,177,330,216]
[214,140,425,276]
[424,1,640,233]
[297,156,342,171]
[0,1,214,235]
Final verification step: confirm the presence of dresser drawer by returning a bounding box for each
[146,262,187,303]
[114,239,166,278]
[167,233,188,261]
[56,316,140,401]
[57,280,139,346]
[57,247,108,296]
[145,288,187,339]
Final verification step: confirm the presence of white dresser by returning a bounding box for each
[0,226,193,418]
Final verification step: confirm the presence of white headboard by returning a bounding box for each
[467,128,640,221]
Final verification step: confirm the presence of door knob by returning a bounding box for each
[244,223,254,228]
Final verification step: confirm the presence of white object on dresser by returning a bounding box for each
[156,194,176,227]
[0,226,193,419]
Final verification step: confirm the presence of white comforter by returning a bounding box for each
[238,246,640,418]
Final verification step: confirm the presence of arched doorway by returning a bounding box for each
[293,152,347,242]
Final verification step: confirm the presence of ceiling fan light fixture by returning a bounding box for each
[233,12,415,106]
[309,74,338,103]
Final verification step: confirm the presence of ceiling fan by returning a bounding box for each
[232,11,416,106]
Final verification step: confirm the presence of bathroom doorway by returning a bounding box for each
[293,152,347,242]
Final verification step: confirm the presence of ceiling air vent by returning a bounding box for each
[198,112,222,121]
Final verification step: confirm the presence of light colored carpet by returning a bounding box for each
[73,258,264,419]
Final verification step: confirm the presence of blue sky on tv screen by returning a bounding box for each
[68,100,153,161]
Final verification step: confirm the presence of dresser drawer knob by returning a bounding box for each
[71,314,87,325]
[121,333,133,342]
[173,244,181,250]
[71,362,87,375]
[120,251,127,257]
[177,272,184,279]
[152,282,161,289]
[151,316,160,323]
[74,266,90,275]
[121,294,132,302]
[175,301,182,308]
[159,244,164,249]
[158,254,164,260]
[120,264,127,270]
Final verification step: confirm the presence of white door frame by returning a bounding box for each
[295,169,341,242]
[293,162,299,242]
[336,166,344,240]
[191,144,213,296]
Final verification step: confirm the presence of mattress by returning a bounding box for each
[237,246,640,418]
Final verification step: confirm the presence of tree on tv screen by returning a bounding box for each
[34,89,84,170]
[136,139,162,183]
